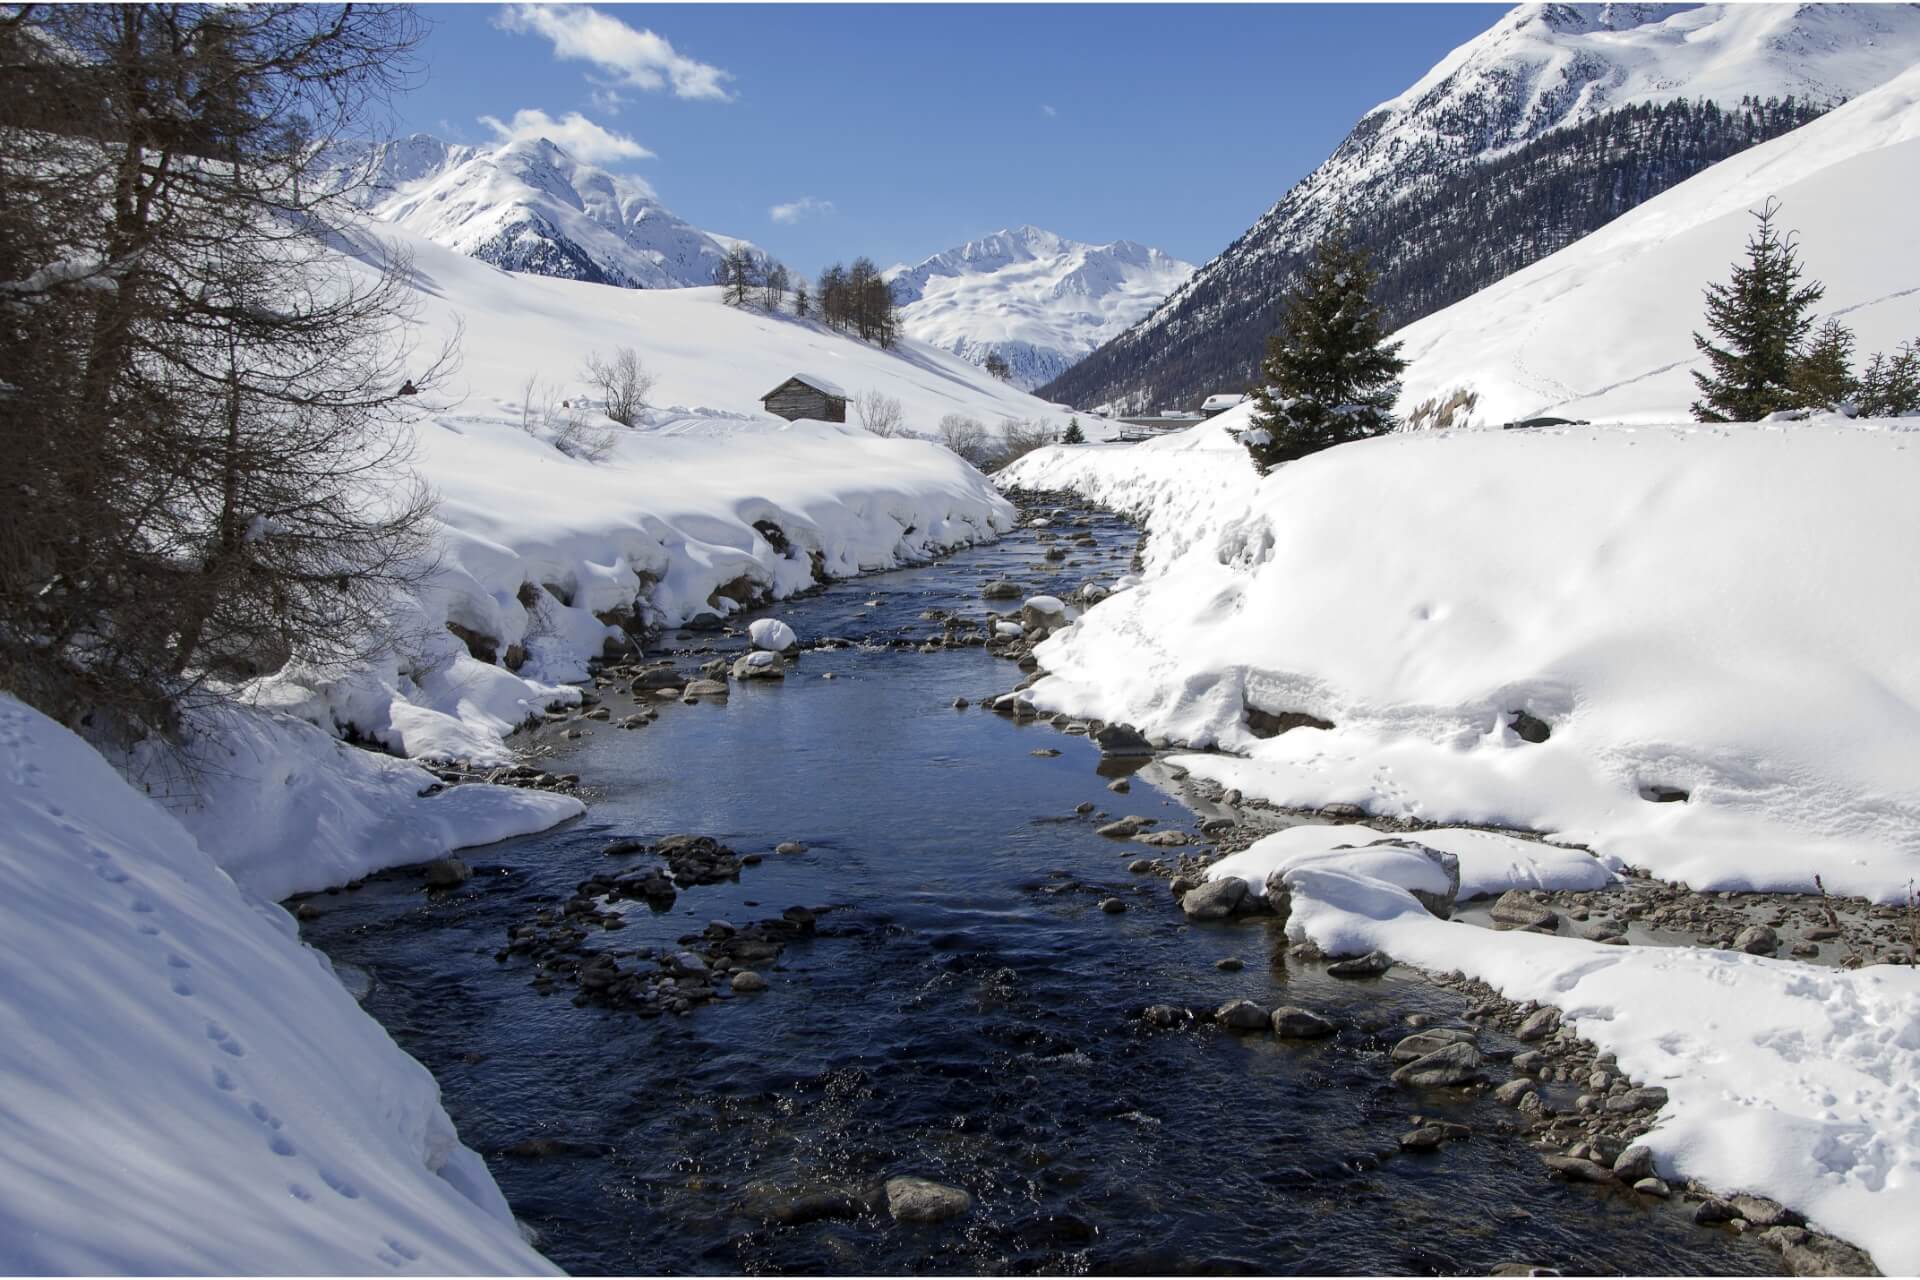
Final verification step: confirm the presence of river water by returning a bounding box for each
[297,499,1772,1276]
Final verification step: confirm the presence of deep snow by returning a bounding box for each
[1394,61,1920,425]
[999,414,1920,1269]
[0,695,558,1274]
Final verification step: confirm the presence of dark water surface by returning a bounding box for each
[299,504,1773,1276]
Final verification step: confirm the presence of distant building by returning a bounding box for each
[1200,393,1245,417]
[760,373,848,423]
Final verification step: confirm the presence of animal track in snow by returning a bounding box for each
[318,1168,361,1199]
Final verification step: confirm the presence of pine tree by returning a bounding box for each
[1690,200,1823,422]
[984,352,1012,382]
[1858,341,1920,417]
[1791,318,1857,410]
[1244,226,1405,472]
[1062,416,1085,444]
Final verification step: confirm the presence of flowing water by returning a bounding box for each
[298,501,1773,1276]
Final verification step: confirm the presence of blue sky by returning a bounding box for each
[399,4,1505,272]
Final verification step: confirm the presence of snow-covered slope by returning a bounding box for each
[333,133,755,289]
[1394,59,1920,423]
[1001,411,1920,1267]
[243,217,1087,770]
[1044,2,1920,412]
[0,695,557,1273]
[885,226,1193,390]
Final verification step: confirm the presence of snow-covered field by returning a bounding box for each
[1395,61,1920,425]
[1001,415,1920,1270]
[0,695,557,1273]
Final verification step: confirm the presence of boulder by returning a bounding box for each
[885,1177,973,1223]
[1020,596,1069,629]
[1612,1146,1656,1183]
[1390,1041,1485,1087]
[1515,1007,1560,1042]
[732,651,785,681]
[1390,1028,1477,1062]
[1215,999,1271,1031]
[730,971,768,993]
[1733,925,1780,955]
[423,857,471,888]
[682,678,729,698]
[1490,891,1559,931]
[1604,1086,1669,1114]
[1181,876,1249,921]
[1326,950,1393,978]
[981,580,1022,600]
[1543,1155,1617,1184]
[1092,722,1154,757]
[1270,1006,1336,1039]
[748,618,799,652]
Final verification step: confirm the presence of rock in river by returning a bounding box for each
[1092,722,1153,757]
[885,1176,973,1223]
[748,618,799,652]
[732,651,785,681]
[1180,876,1248,921]
[1215,999,1271,1031]
[423,857,471,888]
[1490,890,1559,931]
[1270,1006,1336,1039]
[1390,1041,1486,1087]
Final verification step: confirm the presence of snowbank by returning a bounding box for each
[1394,62,1920,425]
[0,696,555,1274]
[1205,823,1920,1275]
[1007,420,1920,903]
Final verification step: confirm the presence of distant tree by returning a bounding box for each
[1244,226,1405,473]
[817,262,848,329]
[1857,340,1920,417]
[762,261,789,312]
[580,347,655,426]
[994,417,1055,467]
[793,278,811,318]
[1789,318,1857,410]
[937,413,990,466]
[983,352,1013,382]
[854,389,906,437]
[1062,416,1086,444]
[1691,200,1823,422]
[717,246,759,308]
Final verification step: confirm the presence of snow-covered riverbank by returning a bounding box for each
[999,414,1920,1272]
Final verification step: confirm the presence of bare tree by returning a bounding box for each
[581,346,655,426]
[983,351,1013,382]
[762,262,790,312]
[993,417,1057,468]
[854,389,907,438]
[937,413,990,466]
[518,376,617,462]
[0,4,446,736]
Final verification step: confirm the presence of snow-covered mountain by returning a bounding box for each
[328,134,756,289]
[885,226,1193,390]
[1043,2,1920,412]
[1394,59,1920,424]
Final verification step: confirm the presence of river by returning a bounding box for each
[296,497,1772,1276]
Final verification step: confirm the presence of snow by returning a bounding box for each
[1004,408,1920,1267]
[243,216,1043,769]
[778,372,847,399]
[885,226,1194,391]
[1004,418,1920,903]
[748,618,798,652]
[0,695,556,1274]
[1205,823,1920,1276]
[1395,61,1920,425]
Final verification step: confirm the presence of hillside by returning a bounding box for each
[885,226,1193,390]
[1041,2,1920,412]
[331,133,758,289]
[1393,61,1920,423]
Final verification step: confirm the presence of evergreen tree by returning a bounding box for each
[1858,341,1920,417]
[983,352,1012,382]
[792,279,810,318]
[1062,416,1085,444]
[1791,318,1857,410]
[1690,200,1823,422]
[1244,226,1405,472]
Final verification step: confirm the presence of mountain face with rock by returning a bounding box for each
[1040,2,1920,413]
[327,134,756,290]
[885,226,1193,391]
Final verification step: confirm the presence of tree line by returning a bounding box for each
[715,248,899,347]
[1040,95,1832,416]
[1,4,441,738]
[1691,200,1919,421]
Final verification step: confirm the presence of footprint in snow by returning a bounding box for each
[288,1183,314,1203]
[268,1134,297,1157]
[319,1168,361,1199]
[211,1066,237,1092]
[385,1238,421,1262]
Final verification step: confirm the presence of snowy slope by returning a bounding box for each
[239,218,1078,771]
[0,695,557,1274]
[885,226,1193,390]
[1045,1,1920,412]
[1394,60,1920,423]
[334,133,756,289]
[1002,413,1920,1267]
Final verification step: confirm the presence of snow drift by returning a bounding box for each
[1395,60,1920,425]
[0,695,556,1274]
[1002,415,1920,902]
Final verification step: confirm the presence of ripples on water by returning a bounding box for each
[300,502,1773,1275]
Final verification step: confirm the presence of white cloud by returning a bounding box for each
[498,4,734,102]
[770,196,835,225]
[590,85,628,116]
[479,108,655,166]
[1042,103,1057,117]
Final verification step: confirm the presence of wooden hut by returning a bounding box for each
[760,373,848,423]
